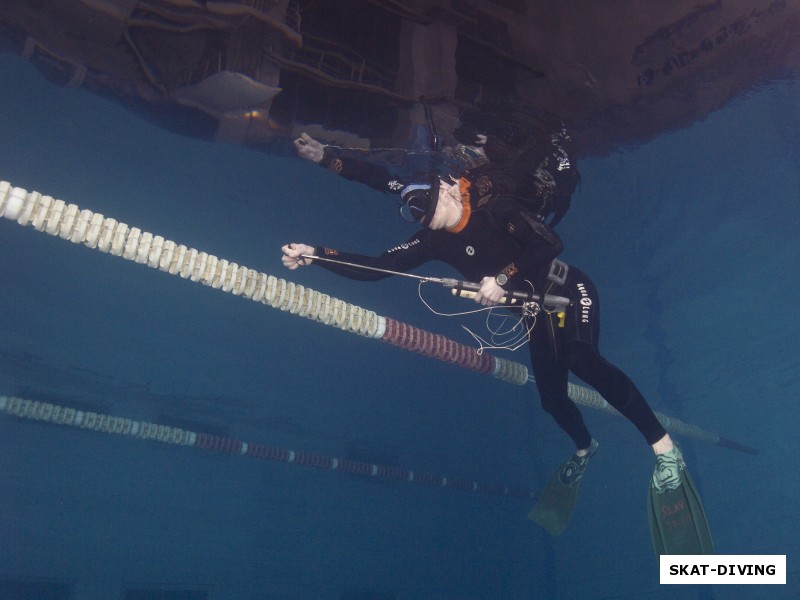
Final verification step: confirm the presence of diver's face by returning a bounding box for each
[427,201,463,230]
[427,184,464,230]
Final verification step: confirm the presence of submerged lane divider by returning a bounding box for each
[0,395,535,499]
[0,180,524,384]
[0,181,758,454]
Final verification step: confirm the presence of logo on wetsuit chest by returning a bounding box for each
[576,282,592,323]
[387,239,420,254]
[465,245,475,256]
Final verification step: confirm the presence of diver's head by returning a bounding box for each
[399,179,464,230]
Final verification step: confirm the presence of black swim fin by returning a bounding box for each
[647,446,714,555]
[528,440,598,536]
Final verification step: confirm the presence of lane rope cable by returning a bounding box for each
[0,395,537,499]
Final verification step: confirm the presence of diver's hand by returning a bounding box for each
[474,276,506,306]
[293,133,325,163]
[282,243,316,270]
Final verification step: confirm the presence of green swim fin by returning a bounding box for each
[647,446,714,555]
[528,440,598,536]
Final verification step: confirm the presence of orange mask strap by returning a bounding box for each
[447,178,472,233]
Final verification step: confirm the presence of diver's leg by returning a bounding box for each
[565,341,666,446]
[527,316,592,452]
[527,317,598,534]
[559,269,666,447]
[559,277,713,554]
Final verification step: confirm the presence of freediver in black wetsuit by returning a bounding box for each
[284,119,712,552]
[282,190,667,447]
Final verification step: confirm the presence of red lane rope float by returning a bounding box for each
[381,318,495,374]
[0,395,536,500]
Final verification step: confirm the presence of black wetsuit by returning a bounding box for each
[312,197,667,450]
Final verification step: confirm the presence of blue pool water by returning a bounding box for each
[1,54,798,599]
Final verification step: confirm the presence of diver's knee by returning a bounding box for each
[564,341,596,371]
[539,393,569,416]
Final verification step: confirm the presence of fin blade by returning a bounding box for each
[647,467,714,555]
[528,471,579,536]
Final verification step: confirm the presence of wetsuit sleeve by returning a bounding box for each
[491,199,564,287]
[311,231,435,281]
[319,147,404,195]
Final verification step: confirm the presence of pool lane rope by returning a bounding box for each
[0,395,535,499]
[0,181,757,455]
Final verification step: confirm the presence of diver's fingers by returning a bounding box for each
[281,254,296,269]
[294,133,324,162]
[281,243,314,269]
[476,276,504,306]
[282,243,303,258]
[476,293,496,307]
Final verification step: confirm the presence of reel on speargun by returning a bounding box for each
[301,254,572,352]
